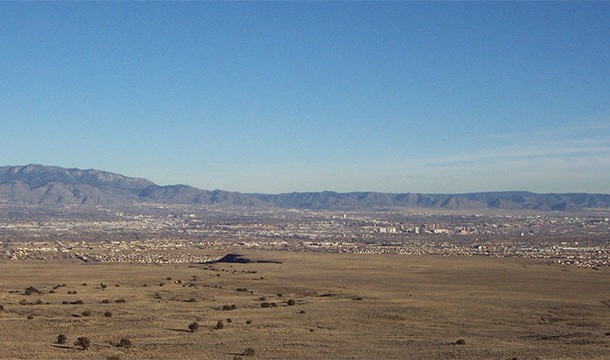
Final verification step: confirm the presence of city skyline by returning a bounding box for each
[1,2,609,194]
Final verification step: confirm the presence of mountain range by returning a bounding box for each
[1,164,609,213]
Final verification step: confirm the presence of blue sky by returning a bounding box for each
[1,2,609,194]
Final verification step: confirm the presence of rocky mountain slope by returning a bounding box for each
[1,164,609,212]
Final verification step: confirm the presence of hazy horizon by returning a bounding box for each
[2,2,609,194]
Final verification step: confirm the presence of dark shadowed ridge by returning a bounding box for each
[1,164,609,212]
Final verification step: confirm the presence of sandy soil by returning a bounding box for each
[1,251,609,359]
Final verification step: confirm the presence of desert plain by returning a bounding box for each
[1,251,609,360]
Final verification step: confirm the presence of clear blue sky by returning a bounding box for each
[1,2,609,194]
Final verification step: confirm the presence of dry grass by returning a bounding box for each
[1,251,609,359]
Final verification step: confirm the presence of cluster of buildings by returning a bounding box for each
[0,209,608,268]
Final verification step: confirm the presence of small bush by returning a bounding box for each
[115,298,126,304]
[270,302,278,307]
[75,336,91,350]
[35,299,43,305]
[260,302,270,308]
[82,310,91,317]
[188,321,199,332]
[82,283,87,286]
[226,318,232,323]
[215,320,224,330]
[0,305,4,311]
[118,338,132,348]
[104,311,112,318]
[27,314,34,320]
[61,301,69,305]
[101,299,111,304]
[24,286,41,295]
[71,300,84,305]
[455,339,466,345]
[243,347,256,356]
[100,283,107,289]
[246,320,252,325]
[57,334,67,344]
[236,288,248,292]
[287,299,296,306]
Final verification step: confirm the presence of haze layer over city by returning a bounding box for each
[1,2,610,360]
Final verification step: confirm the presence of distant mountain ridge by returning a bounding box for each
[1,164,609,213]
[0,164,264,207]
[251,191,610,212]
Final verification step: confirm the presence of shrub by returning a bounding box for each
[226,318,232,323]
[100,283,107,289]
[118,338,132,348]
[236,288,248,292]
[0,305,4,311]
[246,320,252,325]
[82,283,87,286]
[24,286,40,295]
[455,339,466,345]
[243,347,256,356]
[287,299,296,306]
[27,314,34,320]
[104,311,112,318]
[270,302,278,307]
[215,320,224,330]
[75,336,91,350]
[188,322,199,332]
[82,310,91,317]
[102,299,111,304]
[61,301,69,305]
[115,298,126,304]
[57,334,67,344]
[71,300,84,305]
[260,302,270,308]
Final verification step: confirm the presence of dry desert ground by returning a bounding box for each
[1,251,610,359]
